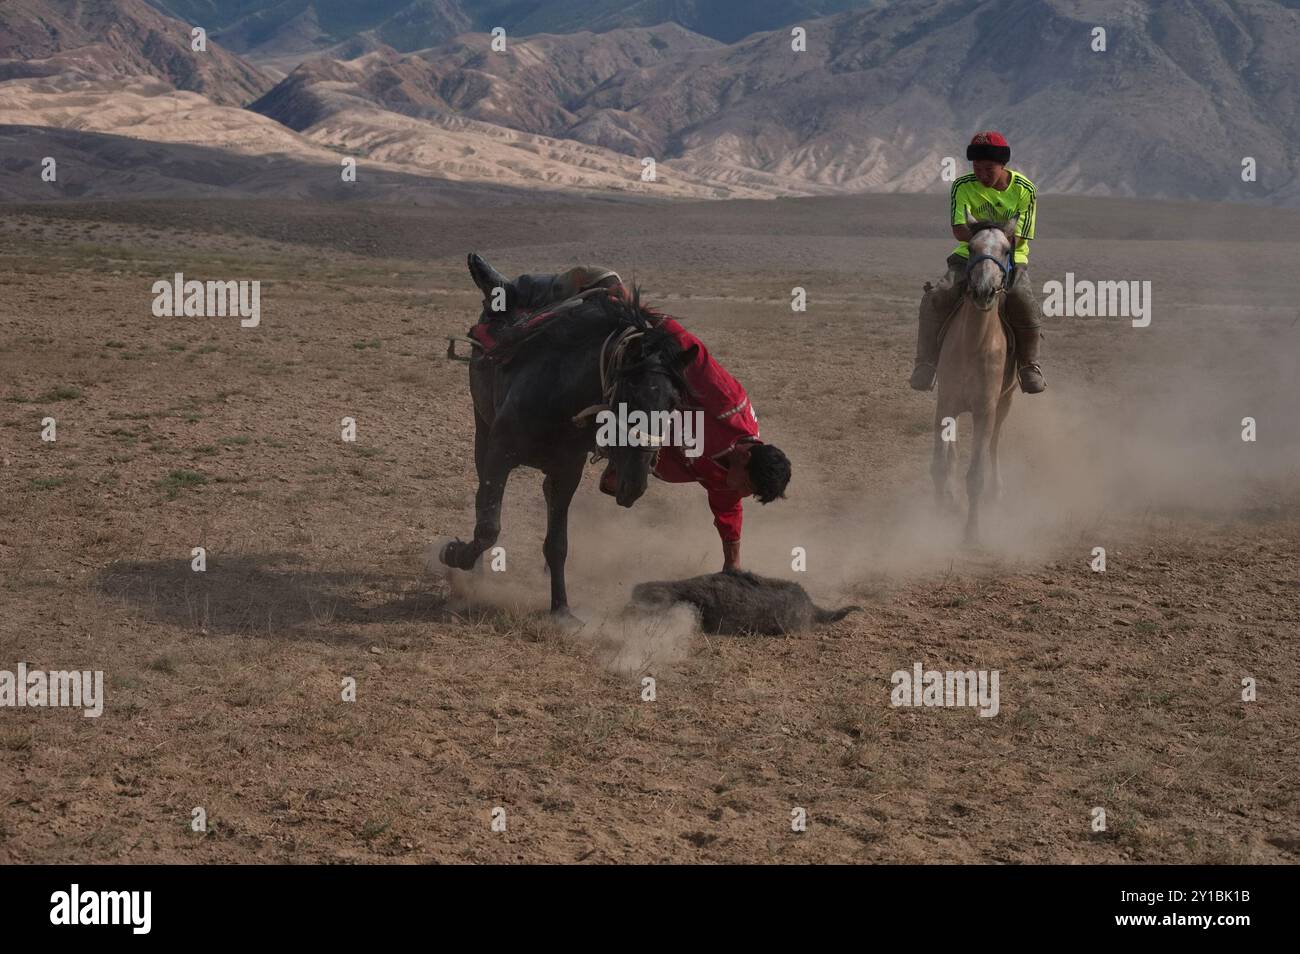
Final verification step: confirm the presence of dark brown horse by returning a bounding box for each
[438,254,697,619]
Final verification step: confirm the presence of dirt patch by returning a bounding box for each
[0,195,1297,862]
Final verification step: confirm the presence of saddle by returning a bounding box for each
[456,284,618,362]
[448,268,625,361]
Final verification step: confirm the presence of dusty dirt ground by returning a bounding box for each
[0,194,1297,863]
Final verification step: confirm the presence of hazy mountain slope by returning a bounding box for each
[0,70,794,200]
[6,0,1298,204]
[566,0,1299,201]
[0,74,333,157]
[0,122,543,203]
[0,0,273,106]
[505,0,877,43]
[249,0,1300,204]
[146,0,880,59]
[251,24,721,145]
[255,78,808,197]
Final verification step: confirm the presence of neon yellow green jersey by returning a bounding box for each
[949,170,1037,265]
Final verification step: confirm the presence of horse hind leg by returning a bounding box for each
[964,406,995,545]
[932,406,958,513]
[987,392,1013,505]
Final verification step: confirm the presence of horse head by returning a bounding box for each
[964,211,1019,311]
[602,293,698,507]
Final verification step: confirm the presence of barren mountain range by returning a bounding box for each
[2,0,1298,205]
[0,0,273,104]
[144,0,882,60]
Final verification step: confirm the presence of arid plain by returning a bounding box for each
[1,193,1297,862]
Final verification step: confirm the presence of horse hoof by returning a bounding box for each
[550,608,583,630]
[425,538,454,571]
[439,539,475,570]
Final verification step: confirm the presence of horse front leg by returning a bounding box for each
[987,392,1013,505]
[469,412,491,575]
[932,404,957,513]
[542,453,585,620]
[964,405,995,545]
[441,438,513,571]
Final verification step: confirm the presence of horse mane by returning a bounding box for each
[598,287,692,399]
[967,220,1012,239]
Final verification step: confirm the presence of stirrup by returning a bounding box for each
[1018,363,1046,393]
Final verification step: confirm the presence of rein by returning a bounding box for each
[572,325,675,469]
[964,222,1017,295]
[572,325,643,425]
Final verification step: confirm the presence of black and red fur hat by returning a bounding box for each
[966,130,1011,164]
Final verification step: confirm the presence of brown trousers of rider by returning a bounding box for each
[915,253,1042,370]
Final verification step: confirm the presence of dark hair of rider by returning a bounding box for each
[746,443,791,504]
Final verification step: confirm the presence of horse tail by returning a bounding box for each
[814,604,862,624]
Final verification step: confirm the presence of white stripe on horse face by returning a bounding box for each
[967,228,1012,296]
[966,228,1011,301]
[968,261,1003,302]
[968,226,1011,259]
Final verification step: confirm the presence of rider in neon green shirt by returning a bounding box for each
[910,131,1045,394]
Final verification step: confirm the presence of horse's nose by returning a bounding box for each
[971,284,997,309]
[616,473,647,507]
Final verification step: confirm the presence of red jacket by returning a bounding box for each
[651,318,760,543]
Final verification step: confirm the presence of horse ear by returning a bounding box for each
[468,252,507,297]
[676,343,700,368]
[1003,214,1020,240]
[964,209,977,227]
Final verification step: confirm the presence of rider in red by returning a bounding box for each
[600,315,789,569]
[495,263,790,570]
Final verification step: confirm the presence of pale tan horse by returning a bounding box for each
[932,213,1020,544]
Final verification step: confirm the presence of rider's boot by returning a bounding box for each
[910,285,947,391]
[1006,271,1046,393]
[1016,323,1046,393]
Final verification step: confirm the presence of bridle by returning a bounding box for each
[965,223,1016,296]
[572,325,679,468]
[573,325,643,424]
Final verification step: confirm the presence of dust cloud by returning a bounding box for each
[429,294,1300,669]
